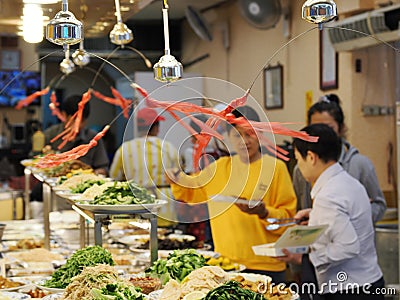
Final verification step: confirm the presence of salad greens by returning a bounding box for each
[71,179,105,193]
[44,245,115,288]
[145,249,206,285]
[204,281,264,300]
[91,283,145,300]
[92,181,155,205]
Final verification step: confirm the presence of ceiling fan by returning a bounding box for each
[238,0,281,29]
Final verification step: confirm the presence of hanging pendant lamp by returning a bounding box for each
[153,1,183,82]
[302,0,337,24]
[46,0,83,46]
[109,0,133,46]
[60,46,76,74]
[72,40,90,67]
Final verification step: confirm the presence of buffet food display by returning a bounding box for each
[0,160,300,299]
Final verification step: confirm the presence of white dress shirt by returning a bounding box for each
[309,163,382,294]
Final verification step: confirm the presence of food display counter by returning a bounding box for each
[22,163,164,264]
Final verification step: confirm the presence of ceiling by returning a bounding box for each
[0,0,228,39]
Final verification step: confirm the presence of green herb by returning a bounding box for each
[145,249,206,285]
[204,281,264,300]
[91,282,144,300]
[91,181,155,205]
[44,245,115,289]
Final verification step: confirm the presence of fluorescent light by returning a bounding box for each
[23,0,60,4]
[22,4,44,43]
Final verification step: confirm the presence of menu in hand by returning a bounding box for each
[252,225,328,257]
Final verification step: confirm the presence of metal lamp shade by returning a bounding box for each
[302,0,337,24]
[60,58,76,74]
[110,22,133,45]
[72,48,90,67]
[153,53,183,83]
[46,10,83,45]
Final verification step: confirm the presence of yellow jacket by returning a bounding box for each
[171,154,297,271]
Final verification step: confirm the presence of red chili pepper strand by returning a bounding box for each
[49,91,66,122]
[36,125,110,169]
[15,87,50,110]
[50,127,72,144]
[92,89,120,106]
[111,87,132,118]
[72,90,92,137]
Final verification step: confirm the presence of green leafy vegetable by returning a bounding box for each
[91,282,145,300]
[145,249,206,285]
[71,179,105,193]
[44,245,115,289]
[91,181,155,205]
[204,281,264,300]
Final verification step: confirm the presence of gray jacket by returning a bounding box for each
[293,140,387,223]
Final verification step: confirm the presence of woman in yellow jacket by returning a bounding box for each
[166,106,297,283]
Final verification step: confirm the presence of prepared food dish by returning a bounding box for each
[135,237,202,251]
[231,274,293,300]
[146,249,206,285]
[89,181,155,205]
[64,264,145,300]
[0,277,24,290]
[127,276,162,294]
[80,181,115,199]
[205,256,242,272]
[42,160,92,177]
[159,266,228,300]
[25,288,50,298]
[8,239,44,250]
[43,245,114,289]
[57,174,103,190]
[7,248,64,263]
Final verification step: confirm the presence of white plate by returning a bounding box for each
[166,234,195,242]
[118,234,152,246]
[35,285,65,294]
[51,186,70,192]
[35,280,65,294]
[54,190,76,198]
[67,195,91,202]
[210,195,261,207]
[196,250,220,258]
[44,178,59,185]
[41,293,63,300]
[134,250,173,261]
[148,289,163,300]
[228,272,271,283]
[20,159,34,167]
[0,278,32,292]
[0,291,31,299]
[121,234,196,246]
[75,199,167,213]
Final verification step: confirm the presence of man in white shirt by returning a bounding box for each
[280,124,384,300]
[110,107,179,227]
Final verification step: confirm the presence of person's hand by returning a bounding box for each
[276,248,302,265]
[235,200,268,219]
[165,168,181,184]
[295,208,311,225]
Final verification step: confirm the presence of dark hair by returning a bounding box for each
[227,105,260,133]
[293,123,341,163]
[62,95,90,119]
[307,94,345,136]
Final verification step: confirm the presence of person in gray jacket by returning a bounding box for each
[292,94,386,223]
